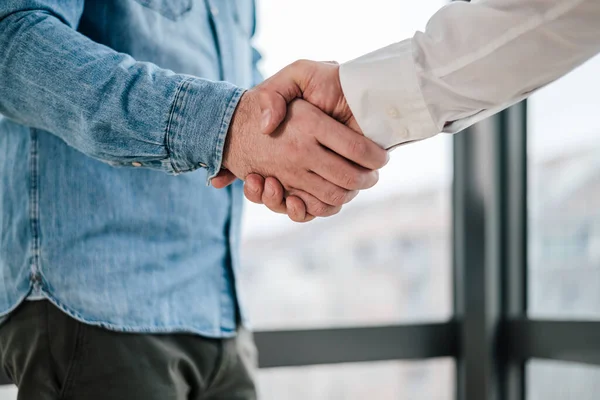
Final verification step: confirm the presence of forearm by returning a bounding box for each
[340,0,600,148]
[0,3,243,177]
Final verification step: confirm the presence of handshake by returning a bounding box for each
[212,60,389,223]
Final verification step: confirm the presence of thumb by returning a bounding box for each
[257,89,289,136]
[210,169,238,189]
[257,62,308,135]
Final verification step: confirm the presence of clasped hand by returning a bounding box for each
[214,60,389,222]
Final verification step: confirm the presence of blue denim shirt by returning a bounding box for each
[0,0,260,337]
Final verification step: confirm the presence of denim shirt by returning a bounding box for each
[0,0,260,337]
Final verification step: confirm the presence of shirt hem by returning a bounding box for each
[0,290,239,339]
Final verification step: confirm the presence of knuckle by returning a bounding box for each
[349,139,368,159]
[262,191,282,207]
[310,202,333,217]
[291,59,310,70]
[341,171,362,190]
[326,188,348,207]
[254,87,272,105]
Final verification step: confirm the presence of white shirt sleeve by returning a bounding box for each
[339,0,600,149]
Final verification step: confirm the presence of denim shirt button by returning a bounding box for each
[131,162,143,167]
[198,162,208,168]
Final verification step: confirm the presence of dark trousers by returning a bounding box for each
[0,301,257,400]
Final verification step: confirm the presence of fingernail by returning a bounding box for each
[385,151,391,164]
[261,109,271,131]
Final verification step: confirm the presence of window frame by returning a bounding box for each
[255,97,600,400]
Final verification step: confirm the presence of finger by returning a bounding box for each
[285,196,312,223]
[292,171,349,207]
[309,146,380,191]
[257,61,312,135]
[288,172,352,212]
[313,120,389,170]
[258,179,316,222]
[261,177,287,214]
[210,170,238,189]
[287,182,344,216]
[243,174,266,204]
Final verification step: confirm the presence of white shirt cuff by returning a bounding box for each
[339,39,441,150]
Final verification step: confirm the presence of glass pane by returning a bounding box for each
[0,386,16,400]
[258,358,454,400]
[242,1,452,329]
[528,55,600,319]
[527,359,600,400]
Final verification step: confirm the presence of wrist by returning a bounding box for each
[222,91,259,174]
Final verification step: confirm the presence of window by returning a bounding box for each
[527,360,600,400]
[0,387,16,400]
[242,0,452,330]
[523,53,600,400]
[258,359,454,400]
[241,2,454,399]
[528,55,600,320]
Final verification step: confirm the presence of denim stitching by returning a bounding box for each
[28,129,41,285]
[165,77,192,174]
[41,291,236,337]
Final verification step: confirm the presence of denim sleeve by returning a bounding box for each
[0,1,244,178]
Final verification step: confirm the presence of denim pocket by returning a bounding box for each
[133,0,193,21]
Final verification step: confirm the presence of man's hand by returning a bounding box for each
[257,60,358,136]
[215,89,387,218]
[212,60,388,222]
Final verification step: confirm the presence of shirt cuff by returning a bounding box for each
[166,77,245,183]
[339,39,440,150]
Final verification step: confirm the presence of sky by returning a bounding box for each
[242,0,600,238]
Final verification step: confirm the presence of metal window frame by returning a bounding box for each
[255,322,457,368]
[453,104,529,400]
[257,95,600,400]
[454,96,600,400]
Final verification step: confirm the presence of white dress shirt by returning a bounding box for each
[340,0,600,149]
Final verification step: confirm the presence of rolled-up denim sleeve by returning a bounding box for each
[167,78,244,178]
[0,0,242,178]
